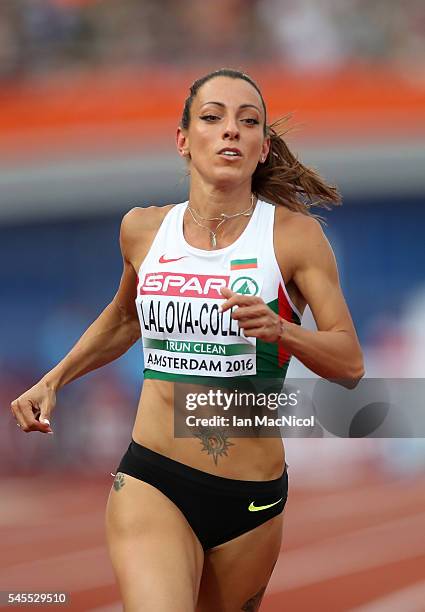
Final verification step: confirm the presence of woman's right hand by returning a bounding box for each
[10,379,56,434]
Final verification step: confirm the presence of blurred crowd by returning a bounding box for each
[0,0,424,80]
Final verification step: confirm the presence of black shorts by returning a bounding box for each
[115,439,288,551]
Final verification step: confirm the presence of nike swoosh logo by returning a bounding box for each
[159,254,187,263]
[248,497,283,512]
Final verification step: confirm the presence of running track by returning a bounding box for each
[1,468,424,611]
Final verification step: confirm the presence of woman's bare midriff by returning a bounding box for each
[131,379,286,481]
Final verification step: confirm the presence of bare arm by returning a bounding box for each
[277,216,364,381]
[10,208,145,433]
[220,214,364,383]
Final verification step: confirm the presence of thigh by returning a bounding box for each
[105,472,204,612]
[197,511,285,612]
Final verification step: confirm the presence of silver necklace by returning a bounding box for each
[187,194,255,249]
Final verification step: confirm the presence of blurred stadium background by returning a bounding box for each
[1,1,425,610]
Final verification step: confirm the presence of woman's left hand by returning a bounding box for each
[220,286,284,343]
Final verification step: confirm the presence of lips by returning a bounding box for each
[218,147,242,157]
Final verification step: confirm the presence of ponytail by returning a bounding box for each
[252,115,342,222]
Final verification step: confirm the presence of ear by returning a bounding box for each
[176,126,190,159]
[259,136,271,163]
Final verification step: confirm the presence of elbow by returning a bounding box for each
[340,358,365,389]
[351,352,366,381]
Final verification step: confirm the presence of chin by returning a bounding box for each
[209,167,248,189]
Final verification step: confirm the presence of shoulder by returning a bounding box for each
[119,204,175,262]
[273,205,333,275]
[274,204,323,237]
[120,204,174,244]
[121,204,174,236]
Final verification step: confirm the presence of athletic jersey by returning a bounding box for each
[135,199,302,387]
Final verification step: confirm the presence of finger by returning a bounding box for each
[230,304,267,320]
[27,418,53,434]
[219,287,236,313]
[243,326,269,338]
[10,399,19,418]
[19,401,51,433]
[14,416,26,431]
[26,397,53,433]
[39,416,53,434]
[31,413,53,434]
[220,286,235,297]
[238,317,269,330]
[11,400,32,431]
[24,401,50,433]
[37,395,53,429]
[220,294,262,313]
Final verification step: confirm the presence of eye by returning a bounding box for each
[242,118,260,125]
[200,114,220,122]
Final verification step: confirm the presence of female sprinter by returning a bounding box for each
[11,68,364,611]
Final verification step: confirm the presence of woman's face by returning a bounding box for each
[177,76,270,189]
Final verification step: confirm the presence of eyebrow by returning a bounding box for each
[200,101,261,113]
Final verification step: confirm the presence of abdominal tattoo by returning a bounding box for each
[241,585,266,611]
[193,427,234,465]
[113,472,126,492]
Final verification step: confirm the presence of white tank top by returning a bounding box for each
[135,199,302,385]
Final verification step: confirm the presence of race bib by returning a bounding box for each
[136,269,264,377]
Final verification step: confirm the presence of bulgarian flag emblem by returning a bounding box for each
[230,258,258,270]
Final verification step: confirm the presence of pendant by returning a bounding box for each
[211,231,217,248]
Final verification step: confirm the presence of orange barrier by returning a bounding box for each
[1,64,424,162]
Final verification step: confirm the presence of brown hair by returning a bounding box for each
[181,68,342,221]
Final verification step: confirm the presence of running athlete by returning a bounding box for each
[11,69,364,611]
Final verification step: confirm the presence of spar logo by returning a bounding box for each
[230,276,259,296]
[140,272,230,298]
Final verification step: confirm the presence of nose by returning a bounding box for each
[223,116,240,140]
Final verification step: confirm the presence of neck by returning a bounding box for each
[187,181,254,220]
